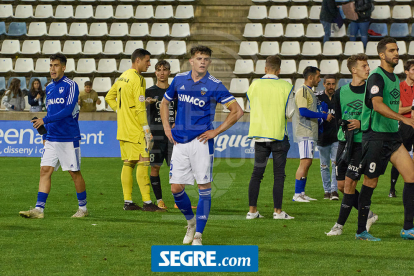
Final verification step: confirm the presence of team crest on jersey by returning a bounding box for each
[139,95,145,102]
[59,87,64,94]
[201,87,208,95]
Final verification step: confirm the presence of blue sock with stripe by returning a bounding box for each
[196,188,212,234]
[35,192,49,211]
[173,189,194,220]
[77,191,87,211]
[295,178,306,195]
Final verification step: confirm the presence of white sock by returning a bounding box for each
[294,193,301,196]
[157,199,163,204]
[301,192,305,195]
[79,205,87,212]
[124,200,133,203]
[194,232,202,238]
[144,201,152,204]
[188,217,196,225]
[35,207,44,212]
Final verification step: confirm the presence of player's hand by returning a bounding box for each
[145,133,154,151]
[198,130,219,144]
[347,119,360,130]
[164,128,176,145]
[31,118,44,129]
[146,97,157,104]
[326,114,334,122]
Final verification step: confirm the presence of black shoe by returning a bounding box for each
[388,190,397,198]
[324,192,331,200]
[123,202,142,210]
[330,191,339,201]
[142,202,166,212]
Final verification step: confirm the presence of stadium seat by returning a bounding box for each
[264,23,284,38]
[316,81,325,92]
[280,60,296,75]
[288,6,308,20]
[167,40,186,56]
[103,40,124,55]
[243,23,263,38]
[238,42,259,56]
[369,23,388,37]
[309,5,321,20]
[397,41,407,55]
[268,6,287,20]
[118,59,131,72]
[340,60,351,74]
[371,5,390,19]
[97,59,117,73]
[155,6,174,19]
[21,40,41,54]
[68,23,88,37]
[365,41,378,56]
[150,23,170,37]
[48,22,68,36]
[319,60,339,74]
[392,5,411,19]
[233,60,254,74]
[331,24,346,38]
[7,77,27,92]
[285,24,304,38]
[115,5,133,19]
[124,40,144,55]
[93,77,112,93]
[74,5,94,19]
[337,78,352,87]
[14,58,34,73]
[34,58,50,73]
[165,59,180,74]
[252,0,270,2]
[135,6,154,19]
[247,6,267,20]
[83,40,103,55]
[73,77,90,88]
[344,41,364,56]
[229,78,249,94]
[89,23,108,37]
[298,60,318,74]
[42,40,61,54]
[368,59,380,71]
[255,60,266,75]
[395,60,404,74]
[281,41,300,56]
[390,23,409,38]
[54,5,74,19]
[14,5,33,18]
[65,58,76,73]
[7,22,27,36]
[0,22,6,36]
[27,22,47,37]
[259,41,279,56]
[0,5,13,18]
[175,5,194,19]
[302,41,322,56]
[0,77,5,93]
[294,78,304,90]
[323,41,343,56]
[306,24,324,38]
[28,77,48,91]
[63,40,82,55]
[94,5,113,19]
[0,58,13,73]
[145,59,158,74]
[146,41,165,55]
[96,96,106,111]
[76,59,96,73]
[34,5,53,19]
[1,40,20,54]
[109,23,129,37]
[145,77,154,89]
[130,23,149,37]
[171,23,190,38]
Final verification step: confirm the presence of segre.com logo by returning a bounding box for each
[151,245,258,272]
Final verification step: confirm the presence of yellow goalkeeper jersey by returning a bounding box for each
[105,69,148,143]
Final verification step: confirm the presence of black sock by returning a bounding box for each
[390,166,399,192]
[337,193,355,226]
[357,185,374,234]
[352,189,360,210]
[403,182,414,230]
[150,175,162,201]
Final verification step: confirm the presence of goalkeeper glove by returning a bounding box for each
[143,125,154,151]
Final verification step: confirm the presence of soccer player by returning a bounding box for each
[105,49,164,212]
[145,60,177,209]
[389,60,414,198]
[326,53,378,236]
[356,37,414,241]
[292,66,334,202]
[160,45,244,245]
[20,53,88,219]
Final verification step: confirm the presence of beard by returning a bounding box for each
[385,56,399,68]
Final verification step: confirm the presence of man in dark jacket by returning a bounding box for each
[320,0,340,44]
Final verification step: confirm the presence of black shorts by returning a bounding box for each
[359,139,402,179]
[150,141,173,167]
[336,141,362,181]
[399,122,414,152]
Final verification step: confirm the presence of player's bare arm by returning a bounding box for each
[398,100,411,115]
[160,97,175,144]
[372,97,414,128]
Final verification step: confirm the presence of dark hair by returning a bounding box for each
[7,78,23,98]
[30,78,45,98]
[49,53,67,66]
[323,74,336,84]
[303,66,321,80]
[404,59,414,72]
[347,53,368,72]
[377,37,398,54]
[155,60,171,71]
[131,48,151,63]
[265,55,281,71]
[84,81,92,87]
[190,45,212,57]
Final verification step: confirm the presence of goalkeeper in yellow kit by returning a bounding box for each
[105,48,165,212]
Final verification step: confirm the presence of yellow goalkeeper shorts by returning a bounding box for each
[119,140,149,161]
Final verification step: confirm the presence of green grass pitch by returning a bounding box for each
[1,157,413,275]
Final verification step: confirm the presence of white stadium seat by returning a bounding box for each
[109,23,129,37]
[368,59,380,71]
[264,23,284,38]
[76,58,96,73]
[309,6,321,20]
[320,60,339,74]
[135,5,154,19]
[34,58,50,73]
[15,5,33,18]
[73,77,90,88]
[323,41,343,56]
[408,41,414,55]
[167,40,187,56]
[27,22,47,37]
[68,23,88,36]
[175,5,194,19]
[124,41,144,55]
[48,22,67,36]
[302,41,321,56]
[0,58,13,73]
[243,24,263,38]
[298,60,318,74]
[94,5,113,19]
[165,59,180,74]
[340,60,351,74]
[259,41,279,56]
[89,23,108,37]
[247,6,267,20]
[306,24,324,38]
[155,5,174,19]
[130,23,149,37]
[238,41,259,56]
[255,60,266,75]
[93,77,112,93]
[145,59,158,74]
[63,40,82,55]
[344,41,364,56]
[392,5,411,19]
[371,5,390,19]
[83,40,103,55]
[294,78,305,90]
[331,24,346,38]
[280,60,296,75]
[146,41,165,55]
[115,5,133,19]
[74,5,93,19]
[268,6,287,19]
[280,41,300,56]
[233,60,254,74]
[118,59,131,72]
[395,60,404,74]
[34,5,53,18]
[285,24,304,37]
[288,6,308,20]
[0,5,13,18]
[97,59,117,73]
[1,40,20,54]
[103,40,124,55]
[65,58,76,73]
[54,5,74,19]
[229,78,250,94]
[15,58,34,73]
[150,23,170,37]
[397,41,407,55]
[21,40,41,54]
[145,78,154,89]
[42,40,61,54]
[96,96,106,111]
[365,41,378,56]
[171,23,190,38]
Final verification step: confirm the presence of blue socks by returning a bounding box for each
[77,191,87,210]
[35,192,49,210]
[173,189,194,220]
[295,178,307,195]
[196,188,212,234]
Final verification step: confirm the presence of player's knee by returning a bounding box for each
[40,166,53,176]
[171,184,184,194]
[337,181,345,192]
[403,171,414,183]
[151,166,161,175]
[320,164,328,170]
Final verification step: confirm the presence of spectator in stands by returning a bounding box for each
[320,0,341,44]
[316,75,339,200]
[78,81,101,112]
[2,78,25,111]
[28,78,45,112]
[349,0,373,48]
